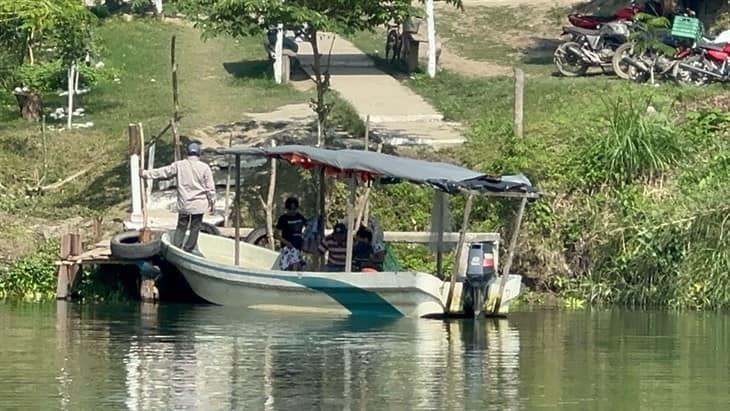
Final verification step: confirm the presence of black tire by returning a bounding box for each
[612,42,634,80]
[245,227,271,247]
[674,55,710,86]
[554,41,590,77]
[200,223,221,236]
[110,231,161,260]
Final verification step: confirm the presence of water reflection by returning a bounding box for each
[53,303,522,410]
[18,303,727,410]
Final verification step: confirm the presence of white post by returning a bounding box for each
[152,0,163,15]
[274,24,284,84]
[66,63,75,129]
[425,0,437,78]
[130,153,143,225]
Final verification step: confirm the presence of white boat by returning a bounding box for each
[161,232,524,318]
[158,145,540,318]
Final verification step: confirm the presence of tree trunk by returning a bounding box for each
[14,92,43,122]
[309,29,329,147]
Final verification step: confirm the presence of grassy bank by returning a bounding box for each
[392,70,730,310]
[0,17,307,297]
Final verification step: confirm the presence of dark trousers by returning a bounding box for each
[174,213,203,252]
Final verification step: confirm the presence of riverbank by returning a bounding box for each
[3,8,730,310]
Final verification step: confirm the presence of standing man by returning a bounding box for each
[141,142,215,252]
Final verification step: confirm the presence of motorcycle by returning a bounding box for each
[568,0,662,30]
[554,21,631,77]
[674,40,730,84]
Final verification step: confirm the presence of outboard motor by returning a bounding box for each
[463,241,497,317]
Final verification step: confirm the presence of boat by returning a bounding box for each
[161,232,524,317]
[162,145,540,318]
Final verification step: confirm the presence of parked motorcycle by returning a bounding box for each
[554,22,631,77]
[674,41,730,84]
[568,0,662,30]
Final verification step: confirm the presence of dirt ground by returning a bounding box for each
[435,0,585,76]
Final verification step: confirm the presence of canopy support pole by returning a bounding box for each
[492,196,527,314]
[317,166,326,269]
[445,193,473,313]
[435,191,446,278]
[234,154,241,266]
[345,173,357,272]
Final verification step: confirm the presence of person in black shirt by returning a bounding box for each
[353,226,376,272]
[275,197,307,249]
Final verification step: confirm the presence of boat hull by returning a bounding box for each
[161,233,521,318]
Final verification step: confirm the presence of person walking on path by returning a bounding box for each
[141,142,215,252]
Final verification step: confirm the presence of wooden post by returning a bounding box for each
[128,124,143,225]
[345,173,357,272]
[171,119,181,162]
[364,115,370,150]
[492,196,527,314]
[426,0,437,78]
[264,140,277,250]
[445,193,474,313]
[234,154,241,266]
[171,36,181,161]
[513,68,524,138]
[56,234,72,300]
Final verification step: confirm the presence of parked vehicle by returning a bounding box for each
[554,22,631,77]
[568,0,662,30]
[675,41,730,84]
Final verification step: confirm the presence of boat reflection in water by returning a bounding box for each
[116,304,521,409]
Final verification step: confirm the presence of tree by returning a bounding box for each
[180,0,462,146]
[0,0,96,121]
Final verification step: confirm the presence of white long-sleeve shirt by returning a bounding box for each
[143,156,215,215]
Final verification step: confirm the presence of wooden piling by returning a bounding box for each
[56,233,81,300]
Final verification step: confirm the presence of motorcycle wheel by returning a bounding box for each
[612,42,635,80]
[673,55,709,86]
[554,41,590,77]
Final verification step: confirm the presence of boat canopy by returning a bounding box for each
[220,145,538,196]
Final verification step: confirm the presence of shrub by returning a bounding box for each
[578,97,683,188]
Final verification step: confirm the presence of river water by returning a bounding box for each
[1,302,728,410]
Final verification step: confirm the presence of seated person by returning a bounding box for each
[275,197,306,250]
[318,223,347,272]
[278,237,306,271]
[353,226,377,272]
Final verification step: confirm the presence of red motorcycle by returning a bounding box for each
[674,41,730,85]
[568,0,663,29]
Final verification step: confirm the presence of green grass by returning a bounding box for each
[401,68,730,309]
[0,17,307,259]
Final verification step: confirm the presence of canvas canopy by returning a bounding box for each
[220,145,538,196]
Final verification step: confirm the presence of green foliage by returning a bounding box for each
[0,242,58,301]
[0,0,98,94]
[577,97,683,188]
[631,13,674,56]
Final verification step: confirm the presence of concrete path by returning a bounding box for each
[296,33,464,148]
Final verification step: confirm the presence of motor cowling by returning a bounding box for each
[466,241,497,282]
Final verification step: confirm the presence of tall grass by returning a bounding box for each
[580,97,684,188]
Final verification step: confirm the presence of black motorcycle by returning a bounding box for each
[554,21,631,77]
